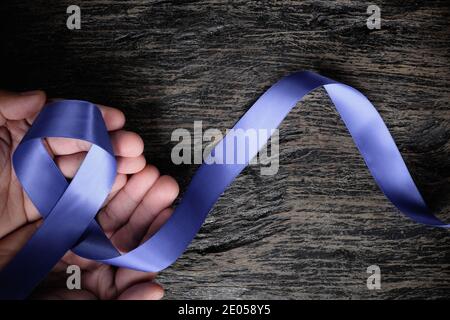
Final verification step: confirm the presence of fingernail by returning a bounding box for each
[19,90,41,96]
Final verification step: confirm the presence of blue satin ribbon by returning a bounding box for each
[0,71,448,299]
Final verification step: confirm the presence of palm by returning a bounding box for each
[0,121,25,235]
[0,91,179,299]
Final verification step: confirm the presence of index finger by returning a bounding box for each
[96,104,126,132]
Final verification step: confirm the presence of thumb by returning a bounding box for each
[0,90,46,125]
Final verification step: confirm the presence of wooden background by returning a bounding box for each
[0,0,449,299]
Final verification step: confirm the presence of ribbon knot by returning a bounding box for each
[0,101,118,298]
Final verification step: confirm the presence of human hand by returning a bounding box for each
[0,90,179,299]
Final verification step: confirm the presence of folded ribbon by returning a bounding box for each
[0,71,447,299]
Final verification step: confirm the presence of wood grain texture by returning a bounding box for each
[0,0,449,299]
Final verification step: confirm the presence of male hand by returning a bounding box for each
[0,90,179,299]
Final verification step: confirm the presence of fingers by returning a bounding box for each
[39,268,163,300]
[111,175,179,252]
[0,90,46,125]
[60,250,102,272]
[96,104,125,131]
[46,100,125,132]
[54,152,88,176]
[46,130,144,157]
[116,155,146,174]
[55,152,146,176]
[110,131,144,158]
[37,100,138,158]
[98,165,160,236]
[0,91,128,154]
[112,208,173,293]
[21,163,128,224]
[50,152,129,195]
[142,208,174,243]
[81,264,118,300]
[44,137,91,157]
[109,174,128,200]
[117,282,164,300]
[115,268,157,293]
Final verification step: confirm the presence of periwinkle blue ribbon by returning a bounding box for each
[0,71,448,299]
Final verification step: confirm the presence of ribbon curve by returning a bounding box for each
[0,71,447,299]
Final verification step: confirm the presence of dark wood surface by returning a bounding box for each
[0,0,449,299]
